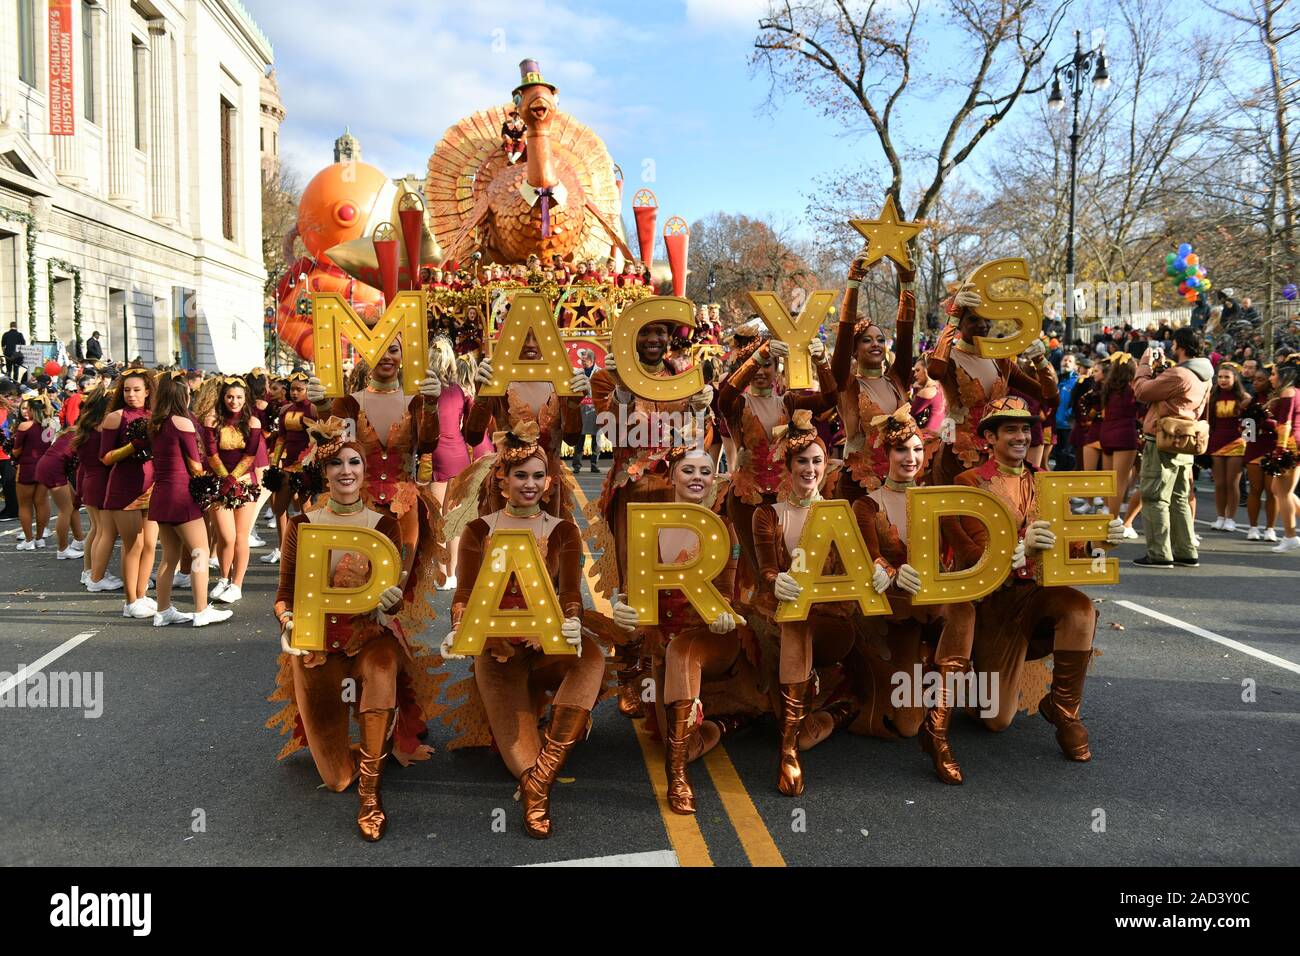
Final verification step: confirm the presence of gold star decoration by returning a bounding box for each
[848,195,923,271]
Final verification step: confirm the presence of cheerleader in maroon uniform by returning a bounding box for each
[33,414,86,559]
[262,371,317,566]
[1244,369,1277,541]
[148,372,233,627]
[1098,352,1141,518]
[98,369,158,618]
[246,369,274,547]
[200,376,265,604]
[11,396,54,550]
[1070,361,1105,508]
[1208,364,1250,532]
[1265,357,1300,554]
[73,389,121,591]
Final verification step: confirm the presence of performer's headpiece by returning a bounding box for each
[305,416,363,464]
[870,406,921,450]
[977,395,1033,435]
[773,408,826,459]
[493,420,547,470]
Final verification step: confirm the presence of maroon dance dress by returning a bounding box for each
[99,407,154,510]
[33,431,76,489]
[274,399,317,469]
[1099,386,1141,453]
[149,417,206,524]
[253,399,273,469]
[200,416,264,507]
[75,435,110,509]
[13,422,52,484]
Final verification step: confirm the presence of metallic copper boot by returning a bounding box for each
[777,680,810,797]
[1039,649,1093,761]
[664,699,697,815]
[520,705,590,838]
[707,712,754,743]
[919,658,967,785]
[616,657,646,718]
[356,709,394,842]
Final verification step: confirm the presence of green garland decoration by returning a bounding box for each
[0,207,38,337]
[47,258,83,357]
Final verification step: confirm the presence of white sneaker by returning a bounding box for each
[16,539,34,551]
[208,556,220,570]
[42,526,52,538]
[87,576,123,592]
[103,573,124,588]
[192,605,233,627]
[57,546,81,560]
[173,571,192,590]
[80,569,90,585]
[1096,505,1111,515]
[1223,518,1238,533]
[69,538,85,552]
[123,599,154,619]
[153,606,195,627]
[1069,497,1088,513]
[265,514,277,528]
[34,538,46,549]
[1270,536,1300,554]
[210,577,230,600]
[1211,516,1225,530]
[259,548,281,564]
[140,596,157,612]
[1092,497,1105,509]
[216,584,242,603]
[437,574,457,591]
[1264,528,1279,542]
[1123,525,1139,540]
[248,533,266,548]
[1246,526,1262,541]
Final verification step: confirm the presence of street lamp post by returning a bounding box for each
[1048,29,1110,345]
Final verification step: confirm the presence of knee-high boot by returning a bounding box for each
[664,699,697,814]
[1039,649,1093,761]
[919,658,967,785]
[615,655,646,718]
[520,705,590,838]
[777,681,809,797]
[356,709,394,842]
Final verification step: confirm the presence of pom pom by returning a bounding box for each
[124,417,153,462]
[1261,448,1299,477]
[263,466,284,493]
[293,463,324,499]
[189,474,221,508]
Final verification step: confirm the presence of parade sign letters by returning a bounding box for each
[906,486,1018,605]
[961,258,1041,359]
[291,525,401,651]
[1035,472,1120,586]
[625,503,735,624]
[775,500,891,621]
[311,291,430,398]
[611,297,704,401]
[747,290,837,390]
[448,529,574,656]
[478,292,580,397]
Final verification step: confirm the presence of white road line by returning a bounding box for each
[1113,601,1300,676]
[520,849,678,867]
[0,630,99,696]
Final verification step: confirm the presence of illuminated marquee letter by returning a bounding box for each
[626,503,735,624]
[747,290,836,390]
[449,529,573,656]
[612,297,703,401]
[311,291,429,397]
[906,486,1017,605]
[1035,472,1119,586]
[962,258,1040,360]
[291,524,401,651]
[478,292,578,397]
[775,500,890,622]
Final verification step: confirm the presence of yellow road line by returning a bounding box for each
[572,479,782,867]
[701,748,786,867]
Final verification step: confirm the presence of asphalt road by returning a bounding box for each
[0,472,1296,867]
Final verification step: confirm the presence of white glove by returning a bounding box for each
[709,611,738,634]
[871,564,893,594]
[561,616,583,649]
[611,592,639,632]
[305,376,325,403]
[774,571,802,602]
[440,630,466,660]
[1106,517,1126,545]
[808,338,827,364]
[939,416,957,445]
[895,563,922,596]
[377,585,403,612]
[953,283,982,310]
[1021,339,1046,364]
[418,368,442,398]
[1011,540,1027,570]
[568,370,592,396]
[769,339,790,359]
[603,352,619,380]
[688,384,713,412]
[473,358,494,386]
[1024,519,1056,552]
[278,613,308,656]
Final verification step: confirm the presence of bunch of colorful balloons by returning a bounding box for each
[1283,283,1297,301]
[1165,243,1211,303]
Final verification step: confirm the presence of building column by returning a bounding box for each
[0,0,13,129]
[105,0,134,204]
[53,1,87,183]
[147,20,175,223]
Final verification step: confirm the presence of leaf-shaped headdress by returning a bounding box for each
[772,408,825,460]
[869,405,921,450]
[493,420,547,470]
